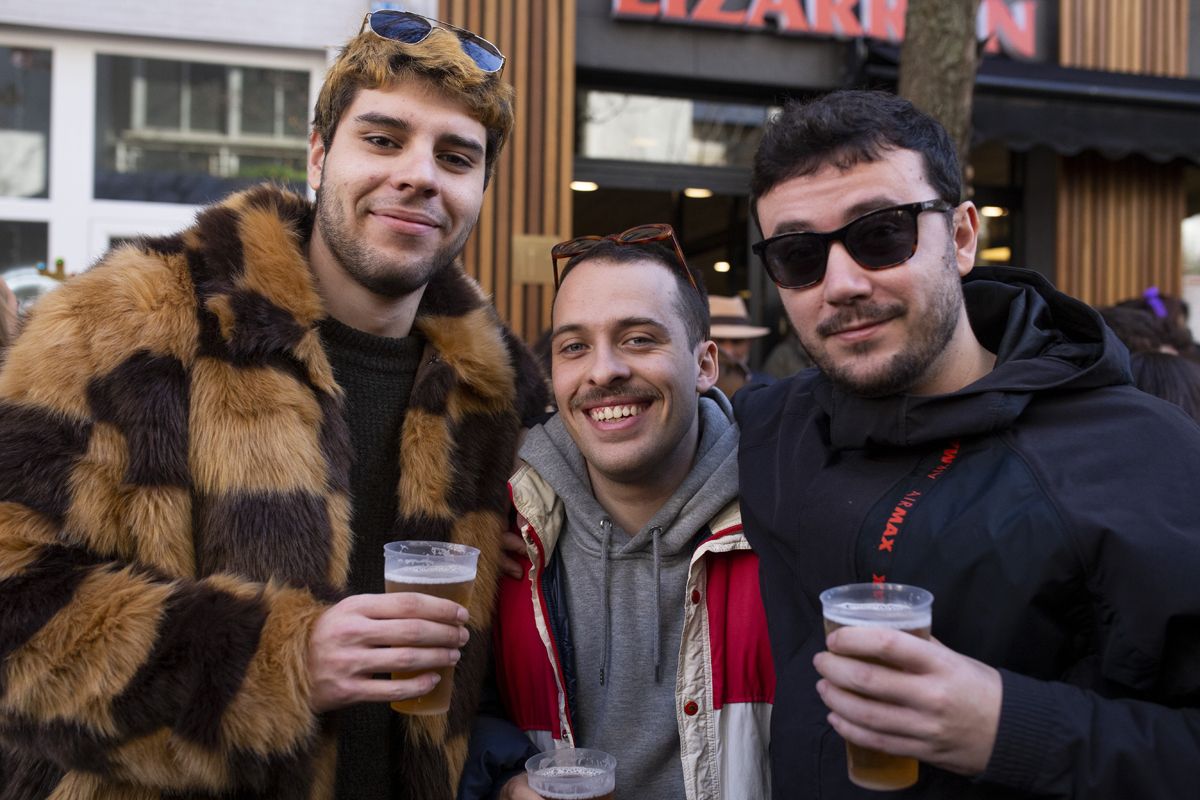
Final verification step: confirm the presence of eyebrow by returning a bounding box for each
[551,316,672,340]
[772,196,902,235]
[352,112,485,160]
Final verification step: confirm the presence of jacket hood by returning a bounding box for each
[817,266,1133,449]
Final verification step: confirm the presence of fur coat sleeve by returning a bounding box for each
[0,205,345,795]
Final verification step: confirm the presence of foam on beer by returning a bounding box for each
[823,602,931,630]
[385,563,476,584]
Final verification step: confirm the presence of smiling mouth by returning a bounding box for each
[588,403,647,422]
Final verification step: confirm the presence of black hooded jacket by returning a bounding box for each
[735,267,1200,799]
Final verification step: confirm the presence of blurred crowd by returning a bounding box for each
[1098,288,1200,422]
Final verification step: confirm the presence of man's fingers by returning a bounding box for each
[826,710,925,761]
[356,645,462,675]
[341,673,444,705]
[814,650,924,707]
[353,591,469,624]
[816,677,934,740]
[359,618,470,648]
[825,626,938,672]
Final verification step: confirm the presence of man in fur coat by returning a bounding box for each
[0,13,544,800]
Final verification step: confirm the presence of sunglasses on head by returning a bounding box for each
[551,223,698,293]
[362,10,505,74]
[753,199,954,289]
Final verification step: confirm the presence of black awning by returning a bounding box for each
[861,46,1200,165]
[972,58,1200,164]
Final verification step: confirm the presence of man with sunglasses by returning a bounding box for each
[0,13,546,800]
[466,228,774,799]
[736,90,1200,799]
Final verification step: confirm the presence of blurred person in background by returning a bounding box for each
[710,294,771,396]
[0,12,545,800]
[1115,287,1200,360]
[763,317,814,378]
[1098,304,1178,354]
[1129,351,1200,423]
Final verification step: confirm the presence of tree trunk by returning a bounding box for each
[897,0,981,195]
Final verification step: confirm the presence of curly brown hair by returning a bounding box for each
[312,26,514,187]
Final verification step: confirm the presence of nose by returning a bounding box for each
[388,147,440,197]
[587,342,632,386]
[821,241,872,304]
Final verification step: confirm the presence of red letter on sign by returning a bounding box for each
[612,0,659,18]
[747,0,810,32]
[814,0,864,37]
[692,0,748,26]
[864,0,906,42]
[982,0,1037,58]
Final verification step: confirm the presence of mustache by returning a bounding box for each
[816,302,905,337]
[570,385,660,411]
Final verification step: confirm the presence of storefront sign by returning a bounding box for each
[612,0,1040,60]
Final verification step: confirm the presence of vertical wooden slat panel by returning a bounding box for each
[1055,0,1188,307]
[1057,152,1185,305]
[1061,0,1188,77]
[447,0,575,340]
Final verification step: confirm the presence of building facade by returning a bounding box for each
[3,0,1199,344]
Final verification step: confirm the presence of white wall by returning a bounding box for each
[0,0,365,52]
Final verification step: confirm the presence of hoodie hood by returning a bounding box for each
[817,266,1133,450]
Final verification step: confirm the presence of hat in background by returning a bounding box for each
[709,295,769,339]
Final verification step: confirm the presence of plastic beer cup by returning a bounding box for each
[525,748,617,800]
[383,540,479,715]
[819,582,934,791]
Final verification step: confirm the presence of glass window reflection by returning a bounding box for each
[0,46,52,199]
[579,90,775,168]
[95,55,310,205]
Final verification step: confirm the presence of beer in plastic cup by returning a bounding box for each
[383,540,479,715]
[819,582,934,791]
[525,748,617,800]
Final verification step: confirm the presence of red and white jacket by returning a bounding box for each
[493,464,775,800]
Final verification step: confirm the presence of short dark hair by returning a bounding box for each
[1098,306,1175,354]
[555,240,710,347]
[751,90,962,226]
[1130,351,1200,423]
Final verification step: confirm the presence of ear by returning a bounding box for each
[953,201,980,277]
[308,128,326,193]
[695,339,719,394]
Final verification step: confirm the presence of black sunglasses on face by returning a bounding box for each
[550,223,698,293]
[362,10,505,74]
[752,199,954,289]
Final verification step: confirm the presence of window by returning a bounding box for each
[95,55,310,204]
[0,46,52,199]
[578,90,775,168]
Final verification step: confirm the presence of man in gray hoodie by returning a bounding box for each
[472,227,775,800]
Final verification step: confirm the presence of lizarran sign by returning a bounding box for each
[611,0,1041,60]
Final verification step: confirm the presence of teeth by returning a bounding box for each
[590,404,644,422]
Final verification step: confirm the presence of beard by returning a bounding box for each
[314,186,472,298]
[805,248,963,398]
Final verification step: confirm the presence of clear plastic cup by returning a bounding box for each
[819,582,933,791]
[525,748,617,800]
[383,540,479,715]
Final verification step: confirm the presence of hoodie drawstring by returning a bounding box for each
[599,517,613,686]
[651,525,663,683]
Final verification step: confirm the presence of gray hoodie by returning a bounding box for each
[518,391,740,800]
